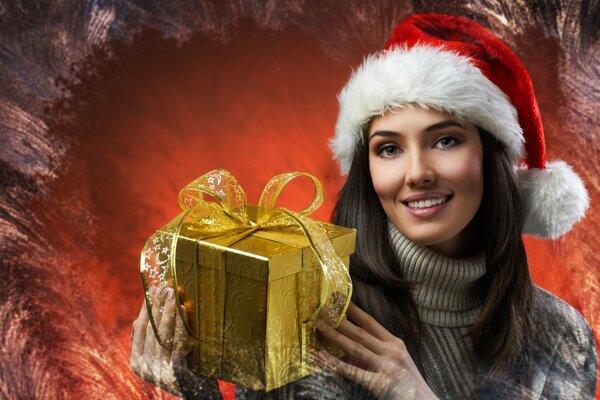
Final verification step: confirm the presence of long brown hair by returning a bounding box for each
[332,126,533,370]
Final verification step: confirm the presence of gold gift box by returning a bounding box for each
[164,206,355,392]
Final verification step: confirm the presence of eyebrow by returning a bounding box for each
[368,120,465,142]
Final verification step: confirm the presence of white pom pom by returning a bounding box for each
[517,160,589,239]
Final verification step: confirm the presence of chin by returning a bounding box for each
[399,224,460,247]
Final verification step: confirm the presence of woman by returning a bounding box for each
[131,14,598,399]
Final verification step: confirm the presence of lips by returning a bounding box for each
[406,196,449,209]
[402,193,452,218]
[402,193,453,206]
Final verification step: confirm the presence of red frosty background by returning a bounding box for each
[1,1,598,399]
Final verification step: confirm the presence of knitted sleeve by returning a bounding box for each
[172,365,353,399]
[172,365,223,399]
[538,307,598,399]
[235,369,376,400]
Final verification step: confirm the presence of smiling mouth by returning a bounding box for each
[402,195,453,209]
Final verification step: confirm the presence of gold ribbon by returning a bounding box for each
[140,169,353,348]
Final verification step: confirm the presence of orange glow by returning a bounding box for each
[18,18,597,399]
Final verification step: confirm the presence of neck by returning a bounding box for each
[427,213,484,258]
[388,221,487,327]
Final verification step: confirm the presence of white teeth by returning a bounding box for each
[407,197,447,209]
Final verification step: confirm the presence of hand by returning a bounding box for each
[130,283,191,395]
[316,302,438,400]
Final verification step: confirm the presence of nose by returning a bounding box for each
[404,151,435,187]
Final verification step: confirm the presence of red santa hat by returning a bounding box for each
[330,13,589,239]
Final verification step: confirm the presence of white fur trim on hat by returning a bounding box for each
[517,160,589,239]
[330,44,525,175]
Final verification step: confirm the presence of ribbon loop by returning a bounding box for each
[178,169,250,224]
[257,172,324,223]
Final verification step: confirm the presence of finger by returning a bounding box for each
[346,302,394,341]
[156,288,177,364]
[131,285,157,362]
[172,305,191,365]
[143,283,168,364]
[318,350,378,388]
[153,283,170,327]
[336,318,388,356]
[317,325,377,370]
[138,284,157,322]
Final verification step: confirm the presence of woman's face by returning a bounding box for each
[368,105,484,258]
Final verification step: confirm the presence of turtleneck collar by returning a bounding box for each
[387,221,487,327]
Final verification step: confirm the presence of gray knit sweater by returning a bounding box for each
[182,225,598,399]
[382,224,598,399]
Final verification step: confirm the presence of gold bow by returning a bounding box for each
[140,169,353,348]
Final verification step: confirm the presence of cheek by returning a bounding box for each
[370,163,401,200]
[448,153,484,197]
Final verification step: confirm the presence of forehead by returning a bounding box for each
[368,105,475,137]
